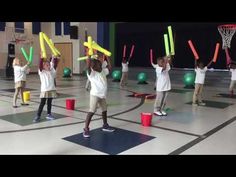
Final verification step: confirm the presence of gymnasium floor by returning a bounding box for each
[0,72,236,155]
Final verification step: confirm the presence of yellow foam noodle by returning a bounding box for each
[43,33,58,56]
[92,41,112,56]
[83,42,89,47]
[168,26,175,55]
[77,56,89,61]
[87,36,93,55]
[39,32,46,59]
[49,39,61,56]
[77,54,98,61]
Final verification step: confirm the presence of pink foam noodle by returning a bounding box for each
[129,45,135,58]
[150,49,153,64]
[123,45,126,58]
[213,43,220,63]
[188,40,199,60]
[225,48,231,65]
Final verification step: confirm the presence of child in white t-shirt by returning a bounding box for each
[120,59,129,88]
[153,56,172,116]
[83,55,114,138]
[12,57,30,108]
[228,62,236,97]
[33,56,57,123]
[192,59,213,106]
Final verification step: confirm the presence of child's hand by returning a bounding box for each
[27,61,31,66]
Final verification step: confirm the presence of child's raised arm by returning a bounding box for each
[206,59,214,68]
[86,57,92,75]
[194,59,197,68]
[52,56,59,70]
[106,56,112,71]
[39,58,43,72]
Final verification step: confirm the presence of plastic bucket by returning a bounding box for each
[66,99,75,110]
[141,112,152,126]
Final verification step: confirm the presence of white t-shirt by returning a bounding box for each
[87,67,109,99]
[230,69,236,80]
[38,62,56,92]
[195,67,207,84]
[122,62,129,72]
[13,65,28,83]
[155,63,171,91]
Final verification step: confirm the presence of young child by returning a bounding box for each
[192,59,213,106]
[33,56,57,123]
[228,62,236,97]
[12,57,30,108]
[153,56,172,116]
[120,59,129,88]
[83,56,114,138]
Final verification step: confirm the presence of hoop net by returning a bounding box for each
[5,26,33,45]
[218,24,236,49]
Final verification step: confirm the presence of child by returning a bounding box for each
[120,59,129,88]
[12,57,30,108]
[153,56,172,116]
[192,59,213,106]
[33,56,57,123]
[228,62,236,97]
[83,56,114,138]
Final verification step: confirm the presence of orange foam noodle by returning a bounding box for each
[213,43,220,63]
[188,40,199,60]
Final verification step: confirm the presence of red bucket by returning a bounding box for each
[141,112,152,126]
[66,99,75,110]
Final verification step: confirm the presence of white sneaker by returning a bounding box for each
[198,102,206,106]
[153,111,163,116]
[192,102,198,106]
[46,114,55,120]
[161,111,167,116]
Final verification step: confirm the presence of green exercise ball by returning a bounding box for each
[183,72,195,86]
[137,72,147,82]
[63,67,71,77]
[112,70,121,80]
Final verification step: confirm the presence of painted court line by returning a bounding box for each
[169,116,236,155]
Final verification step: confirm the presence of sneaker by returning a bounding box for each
[192,102,198,106]
[198,102,206,106]
[12,105,18,108]
[153,111,163,116]
[161,110,167,116]
[21,103,29,106]
[102,124,115,132]
[83,128,90,138]
[46,114,55,120]
[33,116,40,123]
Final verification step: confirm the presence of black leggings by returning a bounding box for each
[37,98,53,117]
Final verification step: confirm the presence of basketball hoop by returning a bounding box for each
[5,26,33,45]
[218,24,236,49]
